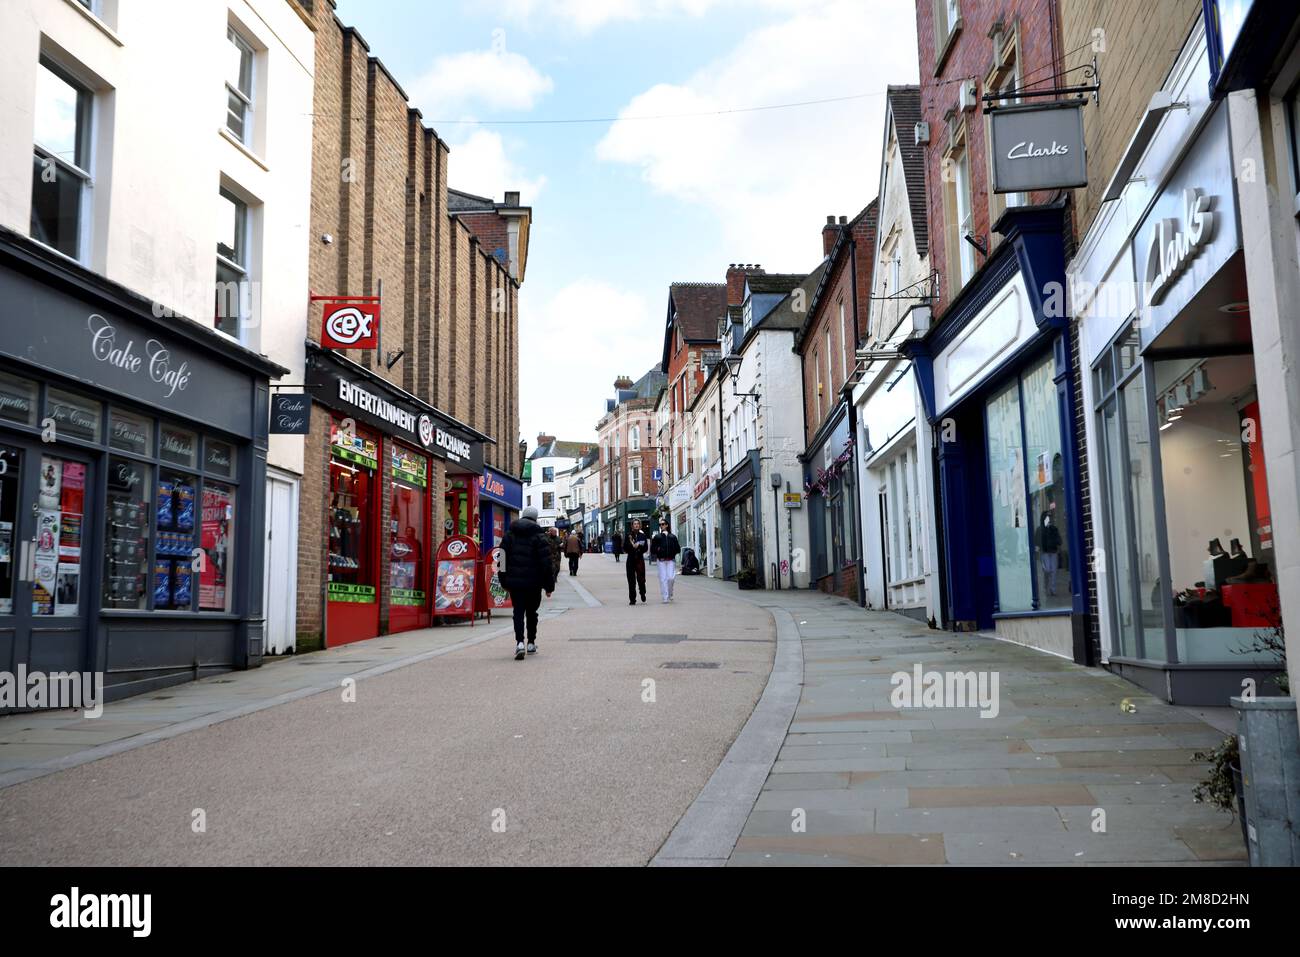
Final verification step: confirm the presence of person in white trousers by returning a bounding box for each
[650,519,681,603]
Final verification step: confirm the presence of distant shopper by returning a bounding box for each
[651,520,681,603]
[546,526,563,581]
[624,520,649,605]
[499,506,555,659]
[611,531,623,563]
[564,529,583,576]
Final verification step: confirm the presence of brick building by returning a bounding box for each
[597,368,665,539]
[905,0,1096,663]
[796,201,877,600]
[296,2,531,649]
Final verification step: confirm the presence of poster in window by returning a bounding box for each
[55,562,80,615]
[200,484,234,610]
[33,510,60,615]
[38,457,61,509]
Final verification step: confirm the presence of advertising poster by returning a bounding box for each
[484,546,511,611]
[32,509,59,616]
[434,535,477,618]
[200,485,233,610]
[60,461,85,515]
[38,457,61,509]
[55,562,80,615]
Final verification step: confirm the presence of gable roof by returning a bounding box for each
[746,273,806,296]
[885,85,928,257]
[738,263,827,353]
[663,282,726,369]
[529,438,591,461]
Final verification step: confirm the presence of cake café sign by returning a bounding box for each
[87,314,192,398]
[1144,188,1216,306]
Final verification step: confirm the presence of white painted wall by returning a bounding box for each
[0,0,313,475]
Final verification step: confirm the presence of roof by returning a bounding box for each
[886,85,928,257]
[796,199,879,350]
[529,438,592,461]
[663,282,726,369]
[630,365,667,400]
[740,264,827,348]
[746,273,806,296]
[447,188,498,212]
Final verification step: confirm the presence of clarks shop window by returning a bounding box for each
[985,351,1070,613]
[329,418,378,605]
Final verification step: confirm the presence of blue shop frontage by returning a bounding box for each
[907,202,1092,663]
[477,466,523,551]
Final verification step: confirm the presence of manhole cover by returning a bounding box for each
[661,661,720,669]
[629,634,687,644]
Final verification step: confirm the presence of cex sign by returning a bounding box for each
[321,301,380,349]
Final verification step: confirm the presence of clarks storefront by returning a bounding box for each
[304,343,486,646]
[0,230,285,705]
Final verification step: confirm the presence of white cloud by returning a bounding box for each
[446,129,547,202]
[596,0,918,269]
[519,279,658,443]
[407,49,553,116]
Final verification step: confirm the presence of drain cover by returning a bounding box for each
[629,634,687,644]
[661,661,720,669]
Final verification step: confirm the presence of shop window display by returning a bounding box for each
[329,420,378,605]
[986,380,1032,612]
[0,445,22,615]
[199,481,235,612]
[389,445,428,613]
[104,455,151,610]
[1021,354,1070,610]
[155,469,197,610]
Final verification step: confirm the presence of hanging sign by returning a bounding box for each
[434,534,478,619]
[270,393,311,434]
[988,101,1087,194]
[320,300,381,349]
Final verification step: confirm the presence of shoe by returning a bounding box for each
[515,642,525,660]
[629,599,636,606]
[527,642,537,654]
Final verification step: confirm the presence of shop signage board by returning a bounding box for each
[477,467,523,509]
[306,348,484,472]
[0,264,256,437]
[783,492,803,508]
[434,534,478,620]
[270,393,311,434]
[478,546,512,616]
[320,300,380,350]
[988,101,1087,194]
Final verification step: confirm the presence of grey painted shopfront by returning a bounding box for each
[0,229,286,706]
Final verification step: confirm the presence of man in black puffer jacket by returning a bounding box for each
[499,506,556,659]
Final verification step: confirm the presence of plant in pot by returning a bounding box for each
[736,565,758,590]
[1191,734,1246,850]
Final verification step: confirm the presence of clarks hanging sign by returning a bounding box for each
[988,101,1087,194]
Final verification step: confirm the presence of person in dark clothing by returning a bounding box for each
[564,530,583,575]
[499,506,555,659]
[611,531,623,563]
[546,526,563,582]
[624,520,649,605]
[1035,512,1063,597]
[650,520,682,603]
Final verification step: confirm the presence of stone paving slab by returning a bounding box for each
[673,574,1250,868]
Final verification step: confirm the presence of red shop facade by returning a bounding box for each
[305,345,486,646]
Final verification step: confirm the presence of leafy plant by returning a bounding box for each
[1231,597,1289,694]
[1191,735,1240,814]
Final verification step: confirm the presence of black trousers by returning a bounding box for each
[568,554,579,575]
[626,557,646,602]
[510,587,542,642]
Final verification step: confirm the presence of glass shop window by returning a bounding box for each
[154,469,198,610]
[0,371,38,427]
[199,481,236,612]
[32,454,88,617]
[104,456,152,610]
[328,419,378,605]
[389,445,429,609]
[1021,354,1070,610]
[0,445,19,615]
[108,407,153,456]
[986,379,1032,612]
[46,388,101,444]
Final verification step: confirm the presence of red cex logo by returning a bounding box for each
[322,302,380,348]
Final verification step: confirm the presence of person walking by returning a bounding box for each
[611,530,623,563]
[499,505,555,659]
[651,519,681,603]
[564,528,582,576]
[546,526,563,583]
[624,519,649,605]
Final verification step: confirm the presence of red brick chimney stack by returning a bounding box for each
[823,215,842,257]
[726,263,766,306]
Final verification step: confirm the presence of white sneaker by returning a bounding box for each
[514,642,525,660]
[526,642,537,654]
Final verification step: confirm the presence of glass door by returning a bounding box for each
[0,439,95,695]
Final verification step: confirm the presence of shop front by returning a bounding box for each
[688,465,721,576]
[477,466,523,552]
[1076,94,1286,703]
[0,230,284,704]
[908,202,1090,662]
[601,498,657,543]
[719,450,763,585]
[803,404,860,601]
[305,344,485,645]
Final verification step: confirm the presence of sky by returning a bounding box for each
[334,0,920,452]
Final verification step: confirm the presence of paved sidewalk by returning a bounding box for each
[0,573,588,788]
[674,575,1245,866]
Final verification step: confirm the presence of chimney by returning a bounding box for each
[726,263,766,307]
[504,190,520,206]
[823,215,841,257]
[613,375,634,391]
[536,433,555,448]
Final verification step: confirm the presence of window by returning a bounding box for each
[0,372,38,426]
[199,481,236,612]
[814,348,823,422]
[215,187,250,339]
[542,491,554,510]
[226,26,255,144]
[31,58,92,260]
[630,425,640,451]
[328,419,378,607]
[105,456,152,610]
[46,388,102,444]
[840,301,852,383]
[987,29,1026,225]
[986,379,1031,612]
[630,463,641,494]
[932,0,962,66]
[542,466,554,483]
[943,122,976,292]
[825,328,834,397]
